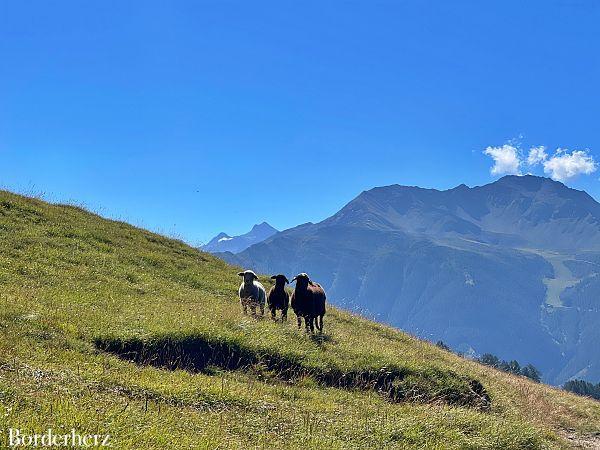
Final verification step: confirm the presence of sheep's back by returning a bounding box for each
[309,283,327,316]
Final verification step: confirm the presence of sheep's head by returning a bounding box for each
[238,270,258,284]
[270,274,289,286]
[291,273,310,288]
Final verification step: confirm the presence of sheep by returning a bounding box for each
[290,273,326,333]
[267,274,290,322]
[238,270,266,317]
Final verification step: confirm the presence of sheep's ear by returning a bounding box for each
[284,276,290,283]
[237,272,244,277]
[291,276,297,283]
[253,273,258,280]
[270,275,277,280]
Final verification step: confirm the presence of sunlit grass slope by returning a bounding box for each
[1,190,599,449]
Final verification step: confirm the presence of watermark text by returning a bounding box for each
[5,428,111,447]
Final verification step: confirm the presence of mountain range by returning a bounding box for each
[221,175,600,385]
[201,221,277,254]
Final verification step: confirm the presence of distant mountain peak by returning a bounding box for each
[250,222,277,232]
[201,222,278,254]
[493,174,559,188]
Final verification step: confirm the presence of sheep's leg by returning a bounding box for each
[270,308,276,321]
[317,315,324,333]
[282,309,287,322]
[259,303,264,317]
[241,299,247,315]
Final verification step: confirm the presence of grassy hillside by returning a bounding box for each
[1,190,599,449]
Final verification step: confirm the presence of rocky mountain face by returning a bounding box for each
[201,222,277,254]
[222,176,600,385]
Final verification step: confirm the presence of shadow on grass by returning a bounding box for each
[94,333,491,410]
[309,333,335,346]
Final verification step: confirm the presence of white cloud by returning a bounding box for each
[483,145,521,176]
[484,142,597,183]
[543,149,597,182]
[527,146,547,166]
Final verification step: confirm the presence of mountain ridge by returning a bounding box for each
[222,175,600,385]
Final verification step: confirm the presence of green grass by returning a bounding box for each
[1,190,599,448]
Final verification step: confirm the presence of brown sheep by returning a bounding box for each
[267,274,290,321]
[290,273,326,333]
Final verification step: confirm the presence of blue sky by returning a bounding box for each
[1,1,599,244]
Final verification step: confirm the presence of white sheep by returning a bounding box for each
[238,270,266,317]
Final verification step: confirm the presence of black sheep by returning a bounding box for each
[267,274,290,321]
[290,273,326,333]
